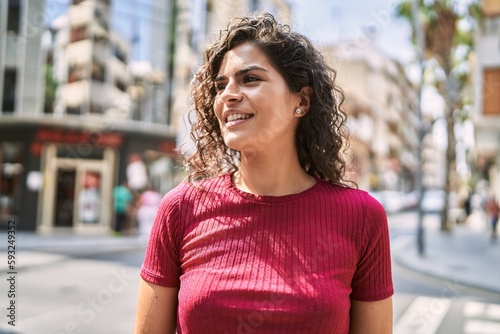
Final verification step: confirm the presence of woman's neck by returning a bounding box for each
[233,152,316,196]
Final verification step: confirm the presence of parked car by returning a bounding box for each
[421,189,446,213]
[402,191,419,211]
[369,191,406,214]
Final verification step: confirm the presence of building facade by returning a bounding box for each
[0,0,178,233]
[473,0,500,199]
[322,42,419,191]
[1,0,49,230]
[0,0,291,233]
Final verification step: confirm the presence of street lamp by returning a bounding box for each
[412,0,426,256]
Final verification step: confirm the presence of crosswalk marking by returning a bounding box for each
[464,301,486,317]
[484,303,500,320]
[394,296,451,334]
[463,301,500,333]
[464,320,500,334]
[464,301,500,320]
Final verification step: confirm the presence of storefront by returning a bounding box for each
[38,142,117,234]
[0,120,178,233]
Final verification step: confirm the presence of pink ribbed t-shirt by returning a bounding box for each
[140,174,393,333]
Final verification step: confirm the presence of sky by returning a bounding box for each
[290,0,416,63]
[43,0,416,63]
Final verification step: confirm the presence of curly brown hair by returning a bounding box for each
[185,13,351,187]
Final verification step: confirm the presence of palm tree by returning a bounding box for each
[397,0,480,230]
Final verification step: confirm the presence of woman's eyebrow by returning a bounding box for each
[214,65,268,82]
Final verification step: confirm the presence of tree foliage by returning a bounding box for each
[396,0,481,229]
[44,65,58,114]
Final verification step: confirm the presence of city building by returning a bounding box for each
[473,0,500,199]
[0,0,291,233]
[321,42,419,191]
[1,0,49,230]
[0,0,177,233]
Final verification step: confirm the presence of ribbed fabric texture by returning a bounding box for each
[141,174,393,334]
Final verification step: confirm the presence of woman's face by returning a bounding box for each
[213,42,303,155]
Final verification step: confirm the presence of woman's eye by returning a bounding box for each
[244,76,259,83]
[215,83,226,91]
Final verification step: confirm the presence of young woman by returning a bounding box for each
[134,13,393,333]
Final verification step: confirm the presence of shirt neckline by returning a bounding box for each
[222,173,325,203]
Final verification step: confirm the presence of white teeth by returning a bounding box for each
[226,113,252,122]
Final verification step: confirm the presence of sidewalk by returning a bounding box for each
[0,231,148,273]
[392,210,500,294]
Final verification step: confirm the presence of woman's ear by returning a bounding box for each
[298,86,312,115]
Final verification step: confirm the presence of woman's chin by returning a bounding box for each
[224,137,254,153]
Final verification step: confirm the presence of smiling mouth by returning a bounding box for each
[225,113,254,123]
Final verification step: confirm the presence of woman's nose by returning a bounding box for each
[219,81,242,103]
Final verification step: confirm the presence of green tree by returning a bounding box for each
[44,64,58,114]
[396,0,481,230]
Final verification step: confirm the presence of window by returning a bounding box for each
[67,105,82,115]
[113,45,127,63]
[7,0,21,35]
[114,78,127,92]
[91,58,106,82]
[68,63,86,83]
[483,68,500,116]
[89,102,105,115]
[70,25,88,43]
[483,0,500,17]
[2,69,17,112]
[95,8,109,30]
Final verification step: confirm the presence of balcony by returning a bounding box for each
[482,16,500,35]
[66,40,93,65]
[68,2,93,27]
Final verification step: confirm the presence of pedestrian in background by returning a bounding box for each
[134,13,393,333]
[484,196,499,239]
[136,185,162,238]
[78,172,100,224]
[113,181,133,235]
[126,153,148,194]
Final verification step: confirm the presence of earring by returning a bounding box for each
[295,108,303,116]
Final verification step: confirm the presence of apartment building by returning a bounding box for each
[322,42,419,191]
[474,0,500,199]
[0,0,177,233]
[0,0,291,233]
[0,0,48,229]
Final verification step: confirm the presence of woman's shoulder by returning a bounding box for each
[319,182,376,200]
[161,174,228,203]
[155,175,230,224]
[319,182,386,213]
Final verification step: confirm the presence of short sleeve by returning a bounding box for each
[140,185,185,287]
[350,193,394,301]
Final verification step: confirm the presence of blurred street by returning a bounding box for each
[390,210,500,334]
[0,234,147,334]
[0,210,499,333]
[1,0,500,333]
